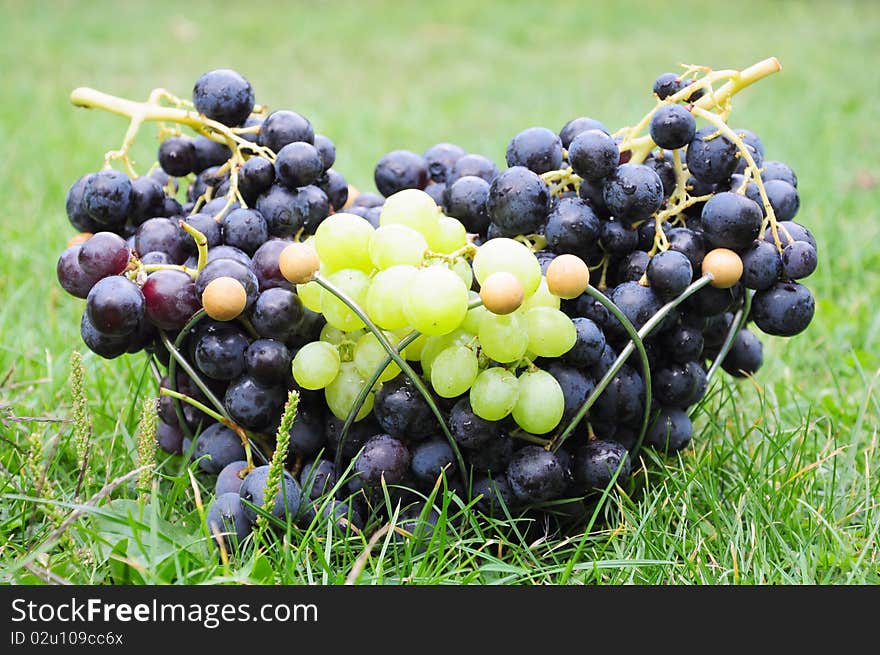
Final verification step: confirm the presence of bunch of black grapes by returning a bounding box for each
[56,67,815,544]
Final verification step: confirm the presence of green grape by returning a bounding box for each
[297,279,323,312]
[404,265,469,336]
[478,311,529,363]
[369,224,428,270]
[319,324,345,345]
[354,331,401,383]
[512,369,564,434]
[461,290,487,334]
[403,333,427,361]
[314,212,375,273]
[322,268,370,331]
[525,306,576,357]
[292,341,341,390]
[428,214,467,253]
[430,345,479,398]
[472,238,542,297]
[450,256,474,289]
[379,189,441,243]
[420,329,469,379]
[522,277,560,311]
[365,265,418,330]
[325,361,374,421]
[470,367,519,421]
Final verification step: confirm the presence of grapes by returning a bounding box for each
[239,156,276,204]
[430,345,478,398]
[573,440,631,491]
[479,311,529,363]
[781,241,817,279]
[206,493,252,544]
[325,362,374,421]
[83,169,132,227]
[193,69,254,127]
[292,341,341,390]
[136,217,186,263]
[373,375,438,440]
[354,434,411,487]
[366,265,418,330]
[411,439,457,485]
[322,268,370,331]
[602,164,664,224]
[369,224,427,269]
[646,249,693,298]
[470,367,519,421]
[545,196,600,258]
[559,116,608,148]
[222,209,269,256]
[354,331,400,383]
[374,150,429,197]
[216,460,248,496]
[741,240,782,291]
[505,446,567,503]
[275,141,323,189]
[687,127,738,184]
[649,104,696,150]
[751,281,815,336]
[79,232,130,278]
[224,374,286,431]
[512,369,565,434]
[195,327,249,380]
[258,110,314,152]
[57,245,100,299]
[505,126,563,174]
[250,288,303,340]
[722,329,763,377]
[86,276,145,336]
[487,166,549,235]
[404,265,468,336]
[473,238,542,297]
[193,423,246,474]
[314,212,374,273]
[568,129,619,181]
[450,398,500,449]
[239,466,302,523]
[700,192,763,251]
[444,176,490,235]
[245,339,291,385]
[424,143,466,183]
[525,307,576,358]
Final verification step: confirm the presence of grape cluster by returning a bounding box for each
[57,59,815,542]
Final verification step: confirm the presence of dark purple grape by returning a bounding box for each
[156,419,184,454]
[686,127,737,184]
[573,440,631,491]
[65,174,100,232]
[649,104,696,150]
[568,129,619,181]
[85,276,145,336]
[564,317,606,368]
[472,476,516,516]
[644,150,677,197]
[250,288,303,341]
[221,208,268,256]
[353,434,411,487]
[722,329,763,377]
[424,143,466,183]
[781,241,817,279]
[373,375,439,441]
[351,192,384,209]
[374,150,430,197]
[206,492,252,544]
[128,176,165,225]
[288,403,326,457]
[275,141,323,189]
[256,184,329,237]
[57,245,101,299]
[239,465,302,523]
[195,328,249,380]
[466,434,515,474]
[645,408,692,453]
[216,460,248,496]
[313,134,336,170]
[487,166,549,235]
[652,73,683,99]
[761,161,797,187]
[158,136,197,177]
[505,446,567,503]
[136,217,187,263]
[299,458,338,501]
[316,169,349,212]
[252,239,293,291]
[238,156,276,204]
[192,137,232,173]
[660,324,704,363]
[609,281,663,331]
[224,374,286,431]
[205,245,253,268]
[647,249,693,298]
[592,364,644,424]
[424,182,446,207]
[546,363,594,425]
[325,414,380,459]
[667,227,706,272]
[559,116,608,148]
[410,439,457,486]
[193,69,254,127]
[506,126,563,175]
[449,398,499,449]
[181,213,222,252]
[193,424,246,473]
[78,232,130,278]
[444,175,490,235]
[445,154,498,186]
[602,163,663,224]
[751,281,814,337]
[732,128,765,174]
[545,196,600,258]
[618,250,650,282]
[141,269,200,331]
[257,110,314,152]
[83,170,131,227]
[700,192,763,251]
[244,338,290,384]
[741,240,783,291]
[80,312,129,359]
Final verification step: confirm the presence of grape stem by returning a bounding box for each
[178,221,208,273]
[313,273,468,478]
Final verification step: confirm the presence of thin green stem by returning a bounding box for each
[178,221,208,273]
[314,274,467,477]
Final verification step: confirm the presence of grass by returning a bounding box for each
[0,0,878,584]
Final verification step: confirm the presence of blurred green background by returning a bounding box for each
[0,0,878,583]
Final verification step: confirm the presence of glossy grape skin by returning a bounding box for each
[667,227,706,272]
[180,212,222,253]
[472,476,516,516]
[564,317,606,368]
[424,143,466,183]
[781,241,817,280]
[158,136,197,177]
[354,434,411,487]
[80,312,129,359]
[206,492,252,544]
[374,150,430,197]
[444,175,490,234]
[647,249,693,298]
[652,72,683,99]
[761,160,798,187]
[505,446,567,503]
[558,116,608,148]
[660,324,704,363]
[699,192,763,251]
[256,184,329,237]
[732,128,765,174]
[57,245,101,299]
[653,362,699,407]
[568,129,619,181]
[65,174,101,232]
[617,250,650,282]
[194,328,249,380]
[373,375,438,441]
[609,281,663,332]
[244,338,290,385]
[85,276,145,336]
[592,364,645,424]
[602,164,664,224]
[193,423,246,474]
[545,196,600,258]
[764,221,816,252]
[192,137,232,173]
[204,246,253,269]
[410,439,457,486]
[751,281,815,337]
[250,288,304,341]
[220,208,267,256]
[741,240,782,290]
[649,104,696,150]
[352,192,384,209]
[506,126,563,174]
[643,150,676,197]
[546,363,594,425]
[722,328,764,377]
[195,258,259,310]
[258,110,314,153]
[316,169,349,212]
[215,460,248,496]
[487,166,549,235]
[136,217,187,263]
[466,433,515,474]
[573,440,631,491]
[445,154,499,186]
[128,176,165,225]
[141,269,200,331]
[78,232,130,278]
[83,169,132,227]
[239,466,302,523]
[287,402,326,457]
[224,374,286,431]
[299,458,338,501]
[450,397,499,449]
[686,127,738,184]
[645,408,693,453]
[597,220,637,255]
[748,179,800,221]
[193,69,254,127]
[156,419,184,455]
[238,156,275,204]
[275,141,323,189]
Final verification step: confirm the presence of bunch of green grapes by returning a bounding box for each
[283,189,591,436]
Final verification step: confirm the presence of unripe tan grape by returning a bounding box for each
[702,248,743,288]
[546,254,590,299]
[279,242,320,284]
[202,276,247,321]
[480,271,524,315]
[343,185,359,209]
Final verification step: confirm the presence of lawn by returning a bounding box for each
[0,0,878,584]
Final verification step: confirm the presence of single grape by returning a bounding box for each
[646,249,693,298]
[505,126,563,174]
[194,327,249,381]
[505,446,567,503]
[445,154,499,186]
[563,317,606,368]
[573,440,631,491]
[686,127,738,184]
[373,375,439,440]
[78,232,130,278]
[741,240,783,291]
[86,276,145,336]
[722,329,764,377]
[378,189,441,243]
[292,341,341,390]
[430,214,468,254]
[158,136,197,177]
[444,175,490,235]
[568,129,619,181]
[602,163,663,224]
[257,110,314,152]
[206,492,252,545]
[781,240,817,279]
[751,281,814,336]
[472,237,542,297]
[325,361,374,421]
[469,367,519,421]
[545,196,600,258]
[224,374,286,431]
[369,224,427,269]
[478,311,529,363]
[512,369,565,434]
[216,460,248,496]
[128,176,165,225]
[365,265,418,330]
[193,69,254,127]
[559,116,609,148]
[275,141,323,189]
[322,268,371,332]
[700,192,763,251]
[430,344,479,398]
[83,169,132,227]
[244,339,291,385]
[487,166,549,235]
[56,245,100,299]
[424,143,466,183]
[404,265,469,336]
[449,397,500,449]
[314,212,375,273]
[374,150,430,197]
[193,423,246,474]
[649,104,696,150]
[411,439,457,486]
[525,307,576,357]
[354,331,401,383]
[237,156,276,204]
[239,465,302,523]
[316,169,349,212]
